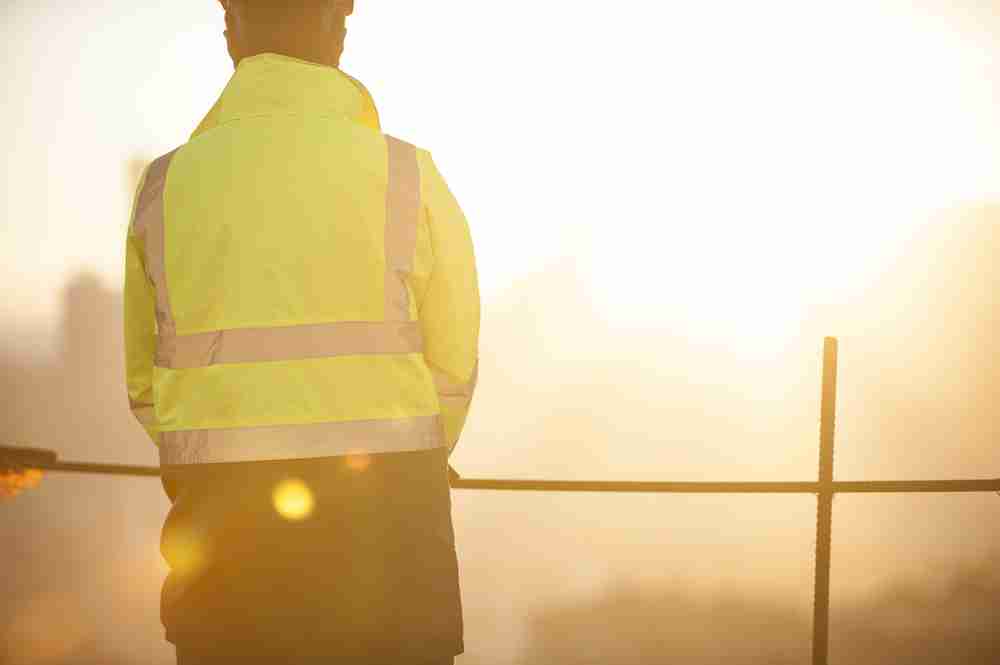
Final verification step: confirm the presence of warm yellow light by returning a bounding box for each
[272,478,315,521]
[161,525,206,576]
[0,467,44,498]
[585,1,995,358]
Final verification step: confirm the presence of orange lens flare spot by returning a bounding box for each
[0,468,44,498]
[345,450,372,472]
[272,478,315,521]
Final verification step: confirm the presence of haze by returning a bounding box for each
[2,1,999,663]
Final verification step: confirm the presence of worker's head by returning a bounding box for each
[219,0,355,69]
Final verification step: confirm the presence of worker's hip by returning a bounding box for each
[159,447,464,662]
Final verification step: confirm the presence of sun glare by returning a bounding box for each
[586,2,996,353]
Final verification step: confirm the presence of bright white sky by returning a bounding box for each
[2,0,999,356]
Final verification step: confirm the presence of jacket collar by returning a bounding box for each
[190,52,381,139]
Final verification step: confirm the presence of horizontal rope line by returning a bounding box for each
[37,461,162,477]
[18,460,1000,493]
[449,478,1000,493]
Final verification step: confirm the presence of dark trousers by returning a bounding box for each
[160,448,464,665]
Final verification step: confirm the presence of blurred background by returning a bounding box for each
[2,0,999,663]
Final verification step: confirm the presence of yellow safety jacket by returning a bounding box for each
[123,53,480,466]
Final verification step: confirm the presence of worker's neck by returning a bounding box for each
[237,42,341,69]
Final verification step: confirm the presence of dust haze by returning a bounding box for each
[3,206,999,664]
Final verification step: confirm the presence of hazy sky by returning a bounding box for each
[3,0,999,359]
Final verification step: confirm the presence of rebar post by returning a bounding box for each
[812,337,838,665]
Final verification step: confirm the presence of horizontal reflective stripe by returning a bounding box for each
[152,353,439,431]
[155,321,424,369]
[131,406,156,426]
[159,415,445,465]
[430,358,479,399]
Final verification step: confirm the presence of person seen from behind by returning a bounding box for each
[123,1,480,663]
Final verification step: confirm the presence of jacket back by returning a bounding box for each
[123,53,480,466]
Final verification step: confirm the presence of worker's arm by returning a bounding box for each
[123,164,160,447]
[416,150,480,456]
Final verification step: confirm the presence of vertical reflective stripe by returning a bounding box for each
[133,150,179,337]
[384,135,420,321]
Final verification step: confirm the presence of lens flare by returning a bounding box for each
[345,449,372,472]
[0,468,44,499]
[272,477,315,521]
[161,525,206,576]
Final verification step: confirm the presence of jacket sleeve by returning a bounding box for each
[417,150,480,456]
[123,164,160,447]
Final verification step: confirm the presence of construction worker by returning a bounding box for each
[123,1,479,663]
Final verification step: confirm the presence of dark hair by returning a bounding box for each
[224,0,350,20]
[221,0,353,66]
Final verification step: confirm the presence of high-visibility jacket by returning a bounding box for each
[124,52,480,466]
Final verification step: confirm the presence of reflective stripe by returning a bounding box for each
[430,358,479,399]
[147,138,438,465]
[133,150,179,337]
[159,414,444,466]
[155,320,424,369]
[131,405,156,427]
[384,135,420,321]
[430,360,478,453]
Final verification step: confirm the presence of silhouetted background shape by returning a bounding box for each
[2,206,999,664]
[522,555,1000,665]
[2,271,170,664]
